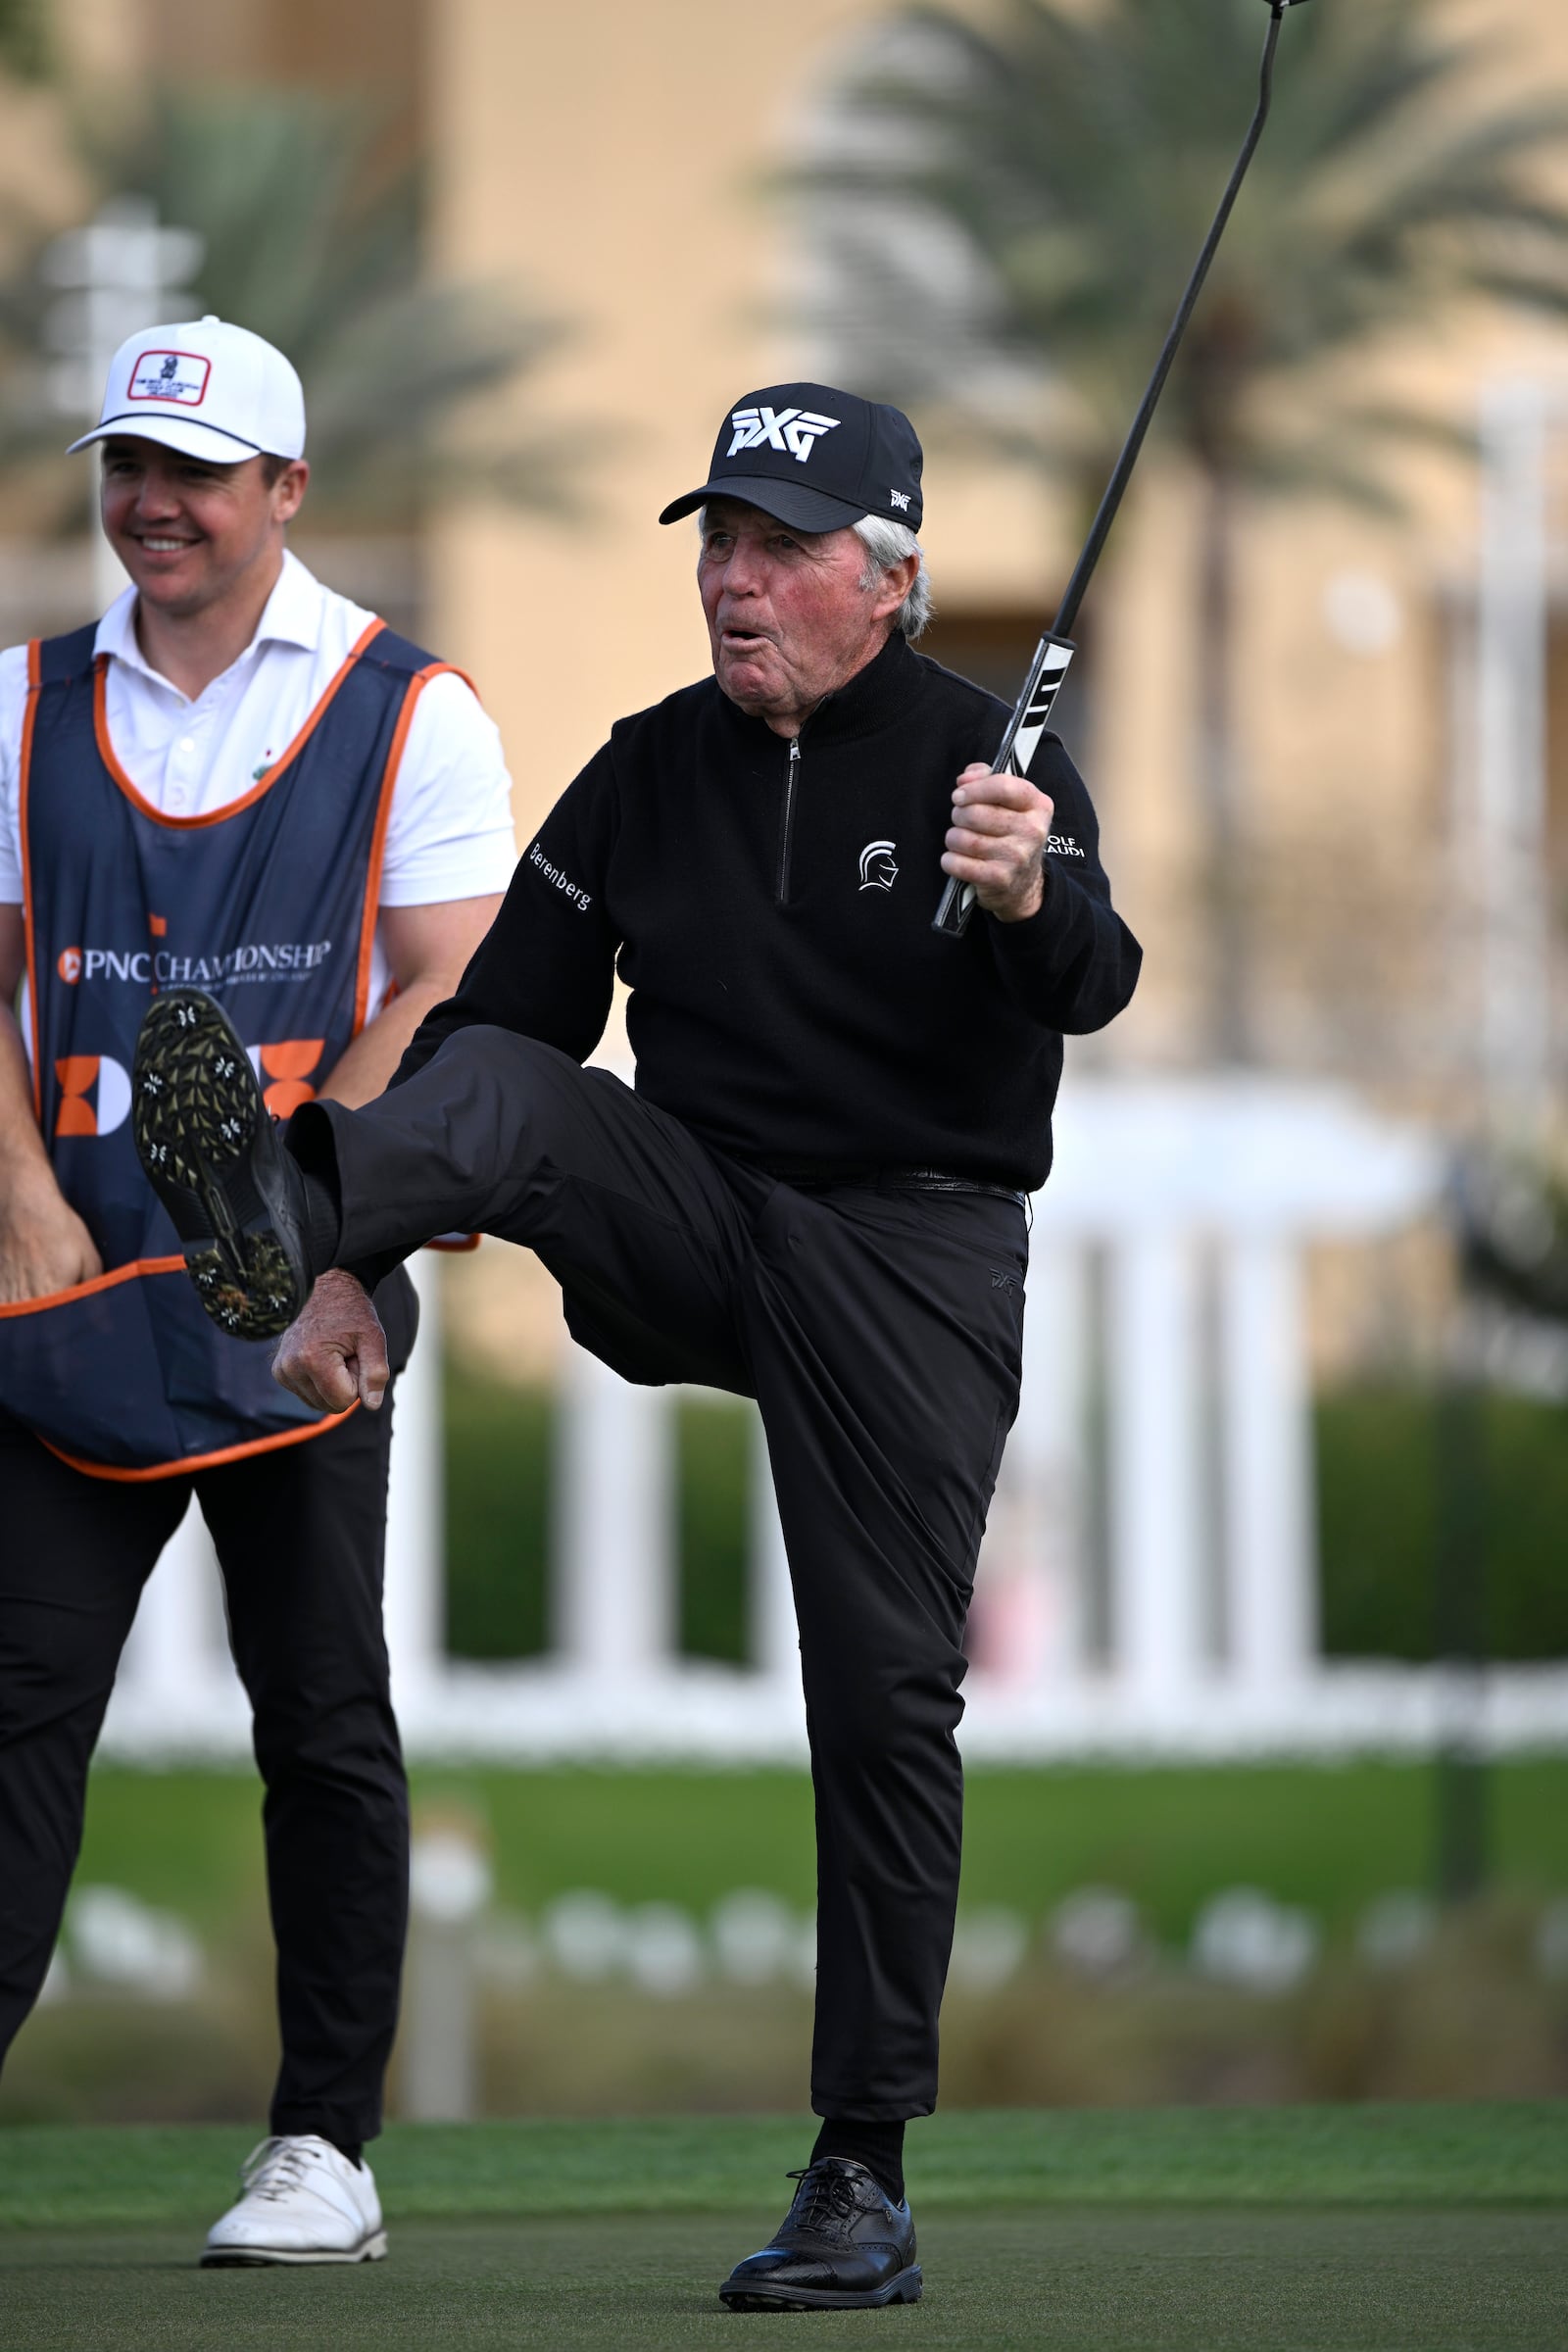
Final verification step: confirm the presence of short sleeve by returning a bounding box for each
[376,668,517,907]
[0,641,35,906]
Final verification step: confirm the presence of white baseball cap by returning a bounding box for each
[67,316,306,466]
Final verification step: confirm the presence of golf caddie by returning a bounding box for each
[0,318,511,2259]
[131,382,1142,2310]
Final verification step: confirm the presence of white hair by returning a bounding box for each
[852,514,932,641]
[696,505,933,641]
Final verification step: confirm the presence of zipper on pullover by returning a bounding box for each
[775,736,800,906]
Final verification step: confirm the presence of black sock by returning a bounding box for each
[324,2136,363,2169]
[810,2119,906,2207]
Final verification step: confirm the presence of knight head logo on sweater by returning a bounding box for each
[858,840,899,892]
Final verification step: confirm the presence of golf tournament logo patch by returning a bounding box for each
[727,406,840,465]
[858,840,899,893]
[128,350,212,408]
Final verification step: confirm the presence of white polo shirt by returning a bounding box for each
[0,549,516,1015]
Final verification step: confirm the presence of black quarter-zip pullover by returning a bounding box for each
[398,631,1142,1192]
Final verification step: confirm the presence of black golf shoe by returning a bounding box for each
[717,2157,922,2312]
[131,989,313,1342]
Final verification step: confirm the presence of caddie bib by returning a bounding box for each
[0,614,458,1477]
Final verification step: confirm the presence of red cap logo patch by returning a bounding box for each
[127,350,212,408]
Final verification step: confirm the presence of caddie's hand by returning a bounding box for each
[271,1267,390,1414]
[943,763,1055,923]
[0,1172,104,1303]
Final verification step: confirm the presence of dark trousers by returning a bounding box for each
[0,1397,409,2151]
[304,1028,1026,2119]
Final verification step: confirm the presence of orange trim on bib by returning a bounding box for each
[5,1258,354,1477]
[351,661,476,1035]
[19,640,43,1117]
[0,1252,186,1318]
[44,1400,357,1484]
[91,618,389,831]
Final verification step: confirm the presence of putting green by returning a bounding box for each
[2,2109,1564,2350]
[4,2211,1566,2351]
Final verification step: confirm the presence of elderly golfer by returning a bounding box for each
[132,381,1141,2311]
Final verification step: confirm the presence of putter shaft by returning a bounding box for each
[934,0,1301,938]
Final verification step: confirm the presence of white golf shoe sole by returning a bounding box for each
[201,2229,388,2268]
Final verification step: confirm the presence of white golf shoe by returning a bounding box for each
[201,2133,387,2266]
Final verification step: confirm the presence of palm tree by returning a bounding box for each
[0,82,577,529]
[797,0,1568,1060]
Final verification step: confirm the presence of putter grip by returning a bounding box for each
[932,634,1076,938]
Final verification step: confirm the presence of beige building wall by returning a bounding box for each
[427,0,1056,837]
[427,0,1568,1098]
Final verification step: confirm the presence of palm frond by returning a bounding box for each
[789,0,1568,514]
[0,81,579,526]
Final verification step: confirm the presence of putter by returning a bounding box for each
[934,0,1315,937]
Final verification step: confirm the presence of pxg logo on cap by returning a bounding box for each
[726,405,841,466]
[128,351,212,409]
[659,380,923,535]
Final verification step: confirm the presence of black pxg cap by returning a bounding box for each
[659,382,923,535]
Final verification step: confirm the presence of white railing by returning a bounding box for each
[100,1078,1568,1763]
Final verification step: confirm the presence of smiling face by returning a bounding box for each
[98,436,309,622]
[696,498,917,737]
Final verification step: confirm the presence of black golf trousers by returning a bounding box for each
[0,1395,409,2151]
[301,1027,1027,2119]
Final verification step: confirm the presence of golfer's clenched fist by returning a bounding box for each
[272,1268,390,1413]
[942,765,1055,922]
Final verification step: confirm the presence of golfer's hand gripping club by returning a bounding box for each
[272,1267,390,1414]
[933,0,1314,938]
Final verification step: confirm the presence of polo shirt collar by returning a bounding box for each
[93,548,324,683]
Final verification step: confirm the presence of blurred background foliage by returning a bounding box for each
[446,1372,1568,1669]
[0,81,577,529]
[803,0,1568,509]
[4,1757,1565,2124]
[0,0,47,80]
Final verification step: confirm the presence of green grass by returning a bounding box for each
[71,1760,1568,1942]
[31,1765,1565,2126]
[2,2106,1564,2229]
[2,2113,1565,2352]
[5,2212,1562,2352]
